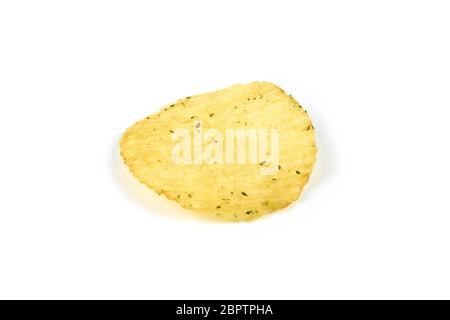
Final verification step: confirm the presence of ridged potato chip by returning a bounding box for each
[120,82,316,221]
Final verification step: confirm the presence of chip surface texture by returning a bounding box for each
[120,82,317,221]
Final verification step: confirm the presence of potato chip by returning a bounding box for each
[120,82,317,221]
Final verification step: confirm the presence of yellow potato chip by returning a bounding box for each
[120,82,317,221]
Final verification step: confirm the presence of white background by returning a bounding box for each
[1,1,449,299]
